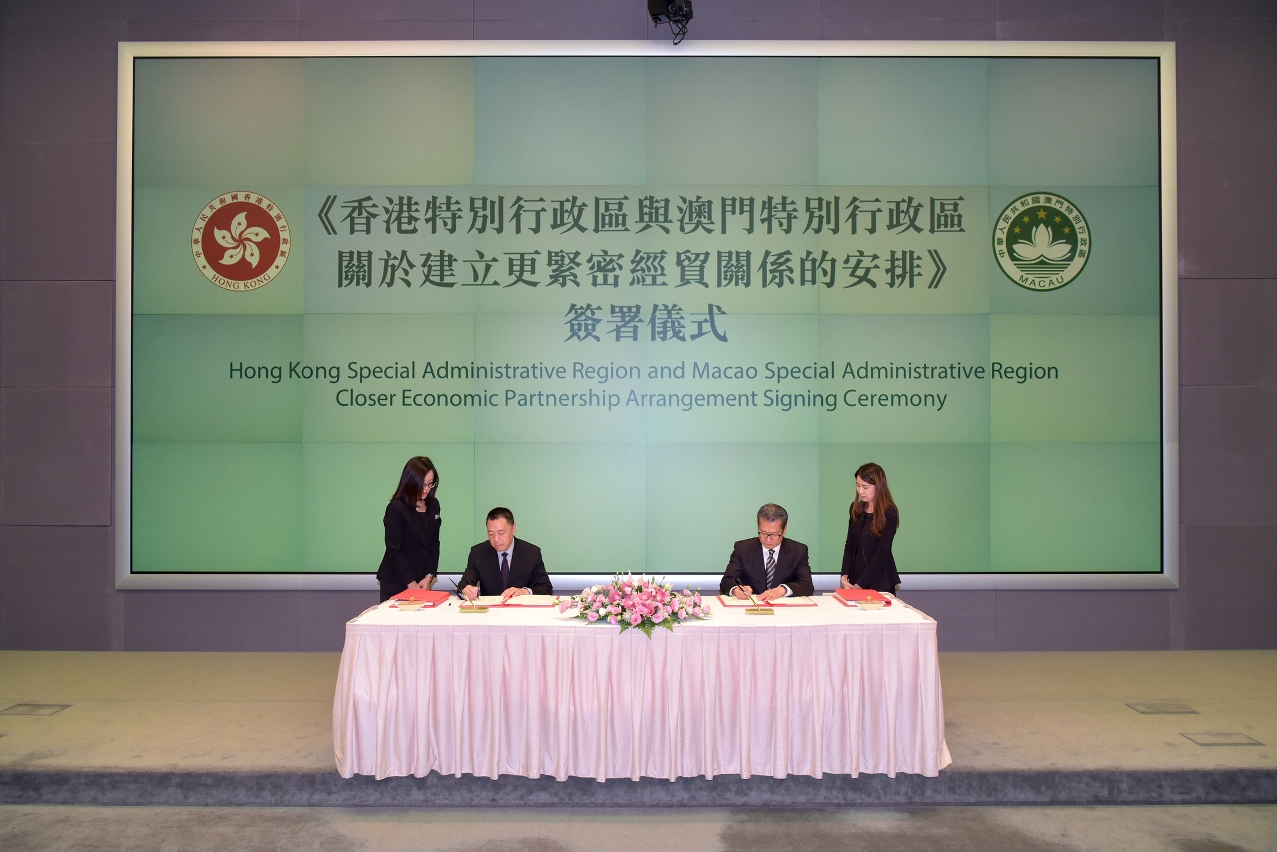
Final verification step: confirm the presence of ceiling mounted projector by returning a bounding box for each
[649,0,692,44]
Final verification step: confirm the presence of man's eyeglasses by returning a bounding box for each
[757,530,783,541]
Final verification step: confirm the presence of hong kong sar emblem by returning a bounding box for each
[992,192,1090,292]
[191,191,290,291]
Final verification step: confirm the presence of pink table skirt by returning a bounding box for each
[334,601,950,781]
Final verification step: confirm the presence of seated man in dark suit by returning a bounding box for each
[720,503,814,603]
[459,507,553,602]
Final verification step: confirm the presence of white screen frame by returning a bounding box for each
[115,39,1178,591]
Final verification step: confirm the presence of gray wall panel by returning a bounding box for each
[112,590,302,651]
[994,590,1172,651]
[820,0,995,20]
[1181,524,1277,649]
[299,19,471,39]
[125,20,302,40]
[3,143,115,281]
[1179,385,1277,526]
[0,146,5,283]
[0,387,112,526]
[2,21,122,144]
[823,20,997,39]
[1173,21,1277,143]
[474,19,651,40]
[301,0,465,20]
[999,0,1164,19]
[474,0,633,22]
[0,524,112,649]
[682,18,824,39]
[995,19,1167,40]
[1,281,114,388]
[897,590,998,652]
[1,2,129,23]
[129,0,300,22]
[1166,0,1277,20]
[694,0,823,20]
[0,24,5,155]
[1178,141,1277,279]
[1180,279,1277,386]
[297,591,380,652]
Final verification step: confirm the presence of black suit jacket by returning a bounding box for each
[719,537,814,597]
[841,506,900,592]
[459,537,553,596]
[376,497,442,596]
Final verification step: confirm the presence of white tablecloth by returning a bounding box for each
[333,595,951,781]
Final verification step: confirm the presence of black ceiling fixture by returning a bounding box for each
[648,0,692,44]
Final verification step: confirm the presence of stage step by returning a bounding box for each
[3,768,1275,808]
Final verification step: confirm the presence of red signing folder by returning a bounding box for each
[833,588,892,606]
[389,589,451,607]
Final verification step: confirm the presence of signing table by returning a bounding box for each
[333,595,950,781]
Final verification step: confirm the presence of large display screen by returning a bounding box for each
[117,42,1177,589]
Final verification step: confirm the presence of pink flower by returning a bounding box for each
[678,608,688,620]
[587,611,599,622]
[629,611,643,627]
[609,614,620,625]
[652,609,666,623]
[559,600,571,614]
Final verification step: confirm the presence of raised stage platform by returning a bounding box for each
[0,650,1273,807]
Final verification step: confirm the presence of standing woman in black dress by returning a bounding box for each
[376,456,442,602]
[841,462,901,593]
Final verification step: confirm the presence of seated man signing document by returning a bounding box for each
[719,503,814,603]
[459,507,553,602]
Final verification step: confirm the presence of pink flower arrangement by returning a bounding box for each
[558,575,709,637]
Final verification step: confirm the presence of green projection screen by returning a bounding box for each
[116,41,1178,591]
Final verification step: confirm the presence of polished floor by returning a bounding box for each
[0,649,1272,774]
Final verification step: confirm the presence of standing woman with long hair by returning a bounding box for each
[841,462,901,593]
[376,456,442,602]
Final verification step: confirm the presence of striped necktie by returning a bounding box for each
[765,548,776,589]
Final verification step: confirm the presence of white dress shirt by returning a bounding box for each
[762,542,792,598]
[733,542,791,598]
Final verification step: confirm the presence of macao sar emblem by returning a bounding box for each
[191,191,291,291]
[992,192,1090,292]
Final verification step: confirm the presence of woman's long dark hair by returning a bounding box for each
[850,462,898,537]
[391,456,439,506]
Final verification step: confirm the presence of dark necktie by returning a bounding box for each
[500,551,510,590]
[765,548,776,589]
